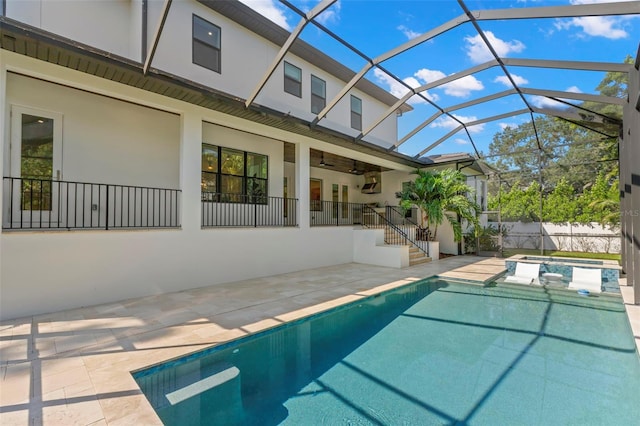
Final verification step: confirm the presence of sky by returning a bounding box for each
[238,0,639,159]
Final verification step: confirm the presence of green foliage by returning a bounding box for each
[489,173,619,227]
[543,179,577,223]
[464,224,508,253]
[489,181,541,222]
[396,169,479,242]
[485,57,629,227]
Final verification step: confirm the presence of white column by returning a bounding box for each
[295,140,310,229]
[0,53,6,292]
[179,109,202,232]
[629,66,640,304]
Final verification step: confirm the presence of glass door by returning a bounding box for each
[8,106,63,228]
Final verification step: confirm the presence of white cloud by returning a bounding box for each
[494,74,529,87]
[414,69,446,82]
[373,69,438,104]
[316,1,341,26]
[431,114,485,134]
[414,68,484,98]
[441,75,484,97]
[530,86,583,108]
[553,0,637,39]
[498,122,518,130]
[239,0,291,30]
[397,25,420,40]
[464,31,525,64]
[531,96,564,109]
[555,16,628,39]
[454,138,469,145]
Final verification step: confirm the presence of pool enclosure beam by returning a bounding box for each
[459,0,544,151]
[143,0,172,75]
[244,0,337,108]
[414,109,530,158]
[308,1,638,128]
[392,89,517,151]
[391,87,624,152]
[519,88,626,106]
[294,0,638,158]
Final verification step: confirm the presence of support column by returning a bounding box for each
[179,109,202,232]
[295,141,310,229]
[0,53,6,293]
[622,62,640,304]
[629,65,640,304]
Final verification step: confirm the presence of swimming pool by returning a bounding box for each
[133,278,640,425]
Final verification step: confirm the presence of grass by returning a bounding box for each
[502,248,621,262]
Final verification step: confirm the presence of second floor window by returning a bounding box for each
[284,62,302,97]
[193,15,221,73]
[351,95,362,131]
[311,75,326,114]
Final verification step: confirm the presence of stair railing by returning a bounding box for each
[361,205,429,257]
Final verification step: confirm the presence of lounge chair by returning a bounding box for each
[568,267,602,294]
[504,262,540,285]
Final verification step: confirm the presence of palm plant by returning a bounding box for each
[396,169,480,241]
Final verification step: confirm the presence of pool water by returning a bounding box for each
[134,279,640,425]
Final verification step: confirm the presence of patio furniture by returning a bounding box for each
[504,262,540,285]
[568,267,602,294]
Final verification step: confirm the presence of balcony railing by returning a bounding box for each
[2,177,181,230]
[310,201,362,226]
[201,192,298,227]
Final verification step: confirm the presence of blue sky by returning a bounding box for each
[239,0,639,158]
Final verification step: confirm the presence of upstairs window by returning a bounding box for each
[311,75,326,114]
[193,15,221,73]
[350,95,362,131]
[284,62,302,97]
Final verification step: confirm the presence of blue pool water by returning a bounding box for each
[134,279,640,425]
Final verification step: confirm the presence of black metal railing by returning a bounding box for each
[385,205,418,226]
[310,201,362,226]
[201,192,298,227]
[2,177,181,230]
[362,205,429,257]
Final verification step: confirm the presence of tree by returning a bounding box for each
[396,169,479,242]
[543,178,577,223]
[485,56,629,224]
[489,181,541,222]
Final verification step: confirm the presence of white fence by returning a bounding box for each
[490,221,620,254]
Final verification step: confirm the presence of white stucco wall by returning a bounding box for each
[0,50,380,321]
[5,0,136,59]
[0,226,355,320]
[150,0,398,147]
[353,228,408,268]
[498,222,621,254]
[4,73,180,188]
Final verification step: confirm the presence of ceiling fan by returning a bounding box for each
[319,152,334,167]
[349,159,363,174]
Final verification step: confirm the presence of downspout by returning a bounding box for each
[142,0,148,62]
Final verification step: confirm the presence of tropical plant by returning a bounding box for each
[396,169,480,242]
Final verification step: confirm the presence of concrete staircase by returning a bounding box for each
[409,245,431,266]
[383,228,430,267]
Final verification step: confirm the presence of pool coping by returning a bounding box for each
[506,254,622,270]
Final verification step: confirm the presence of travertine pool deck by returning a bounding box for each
[0,255,636,425]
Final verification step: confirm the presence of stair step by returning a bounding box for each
[410,252,426,260]
[409,257,431,266]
